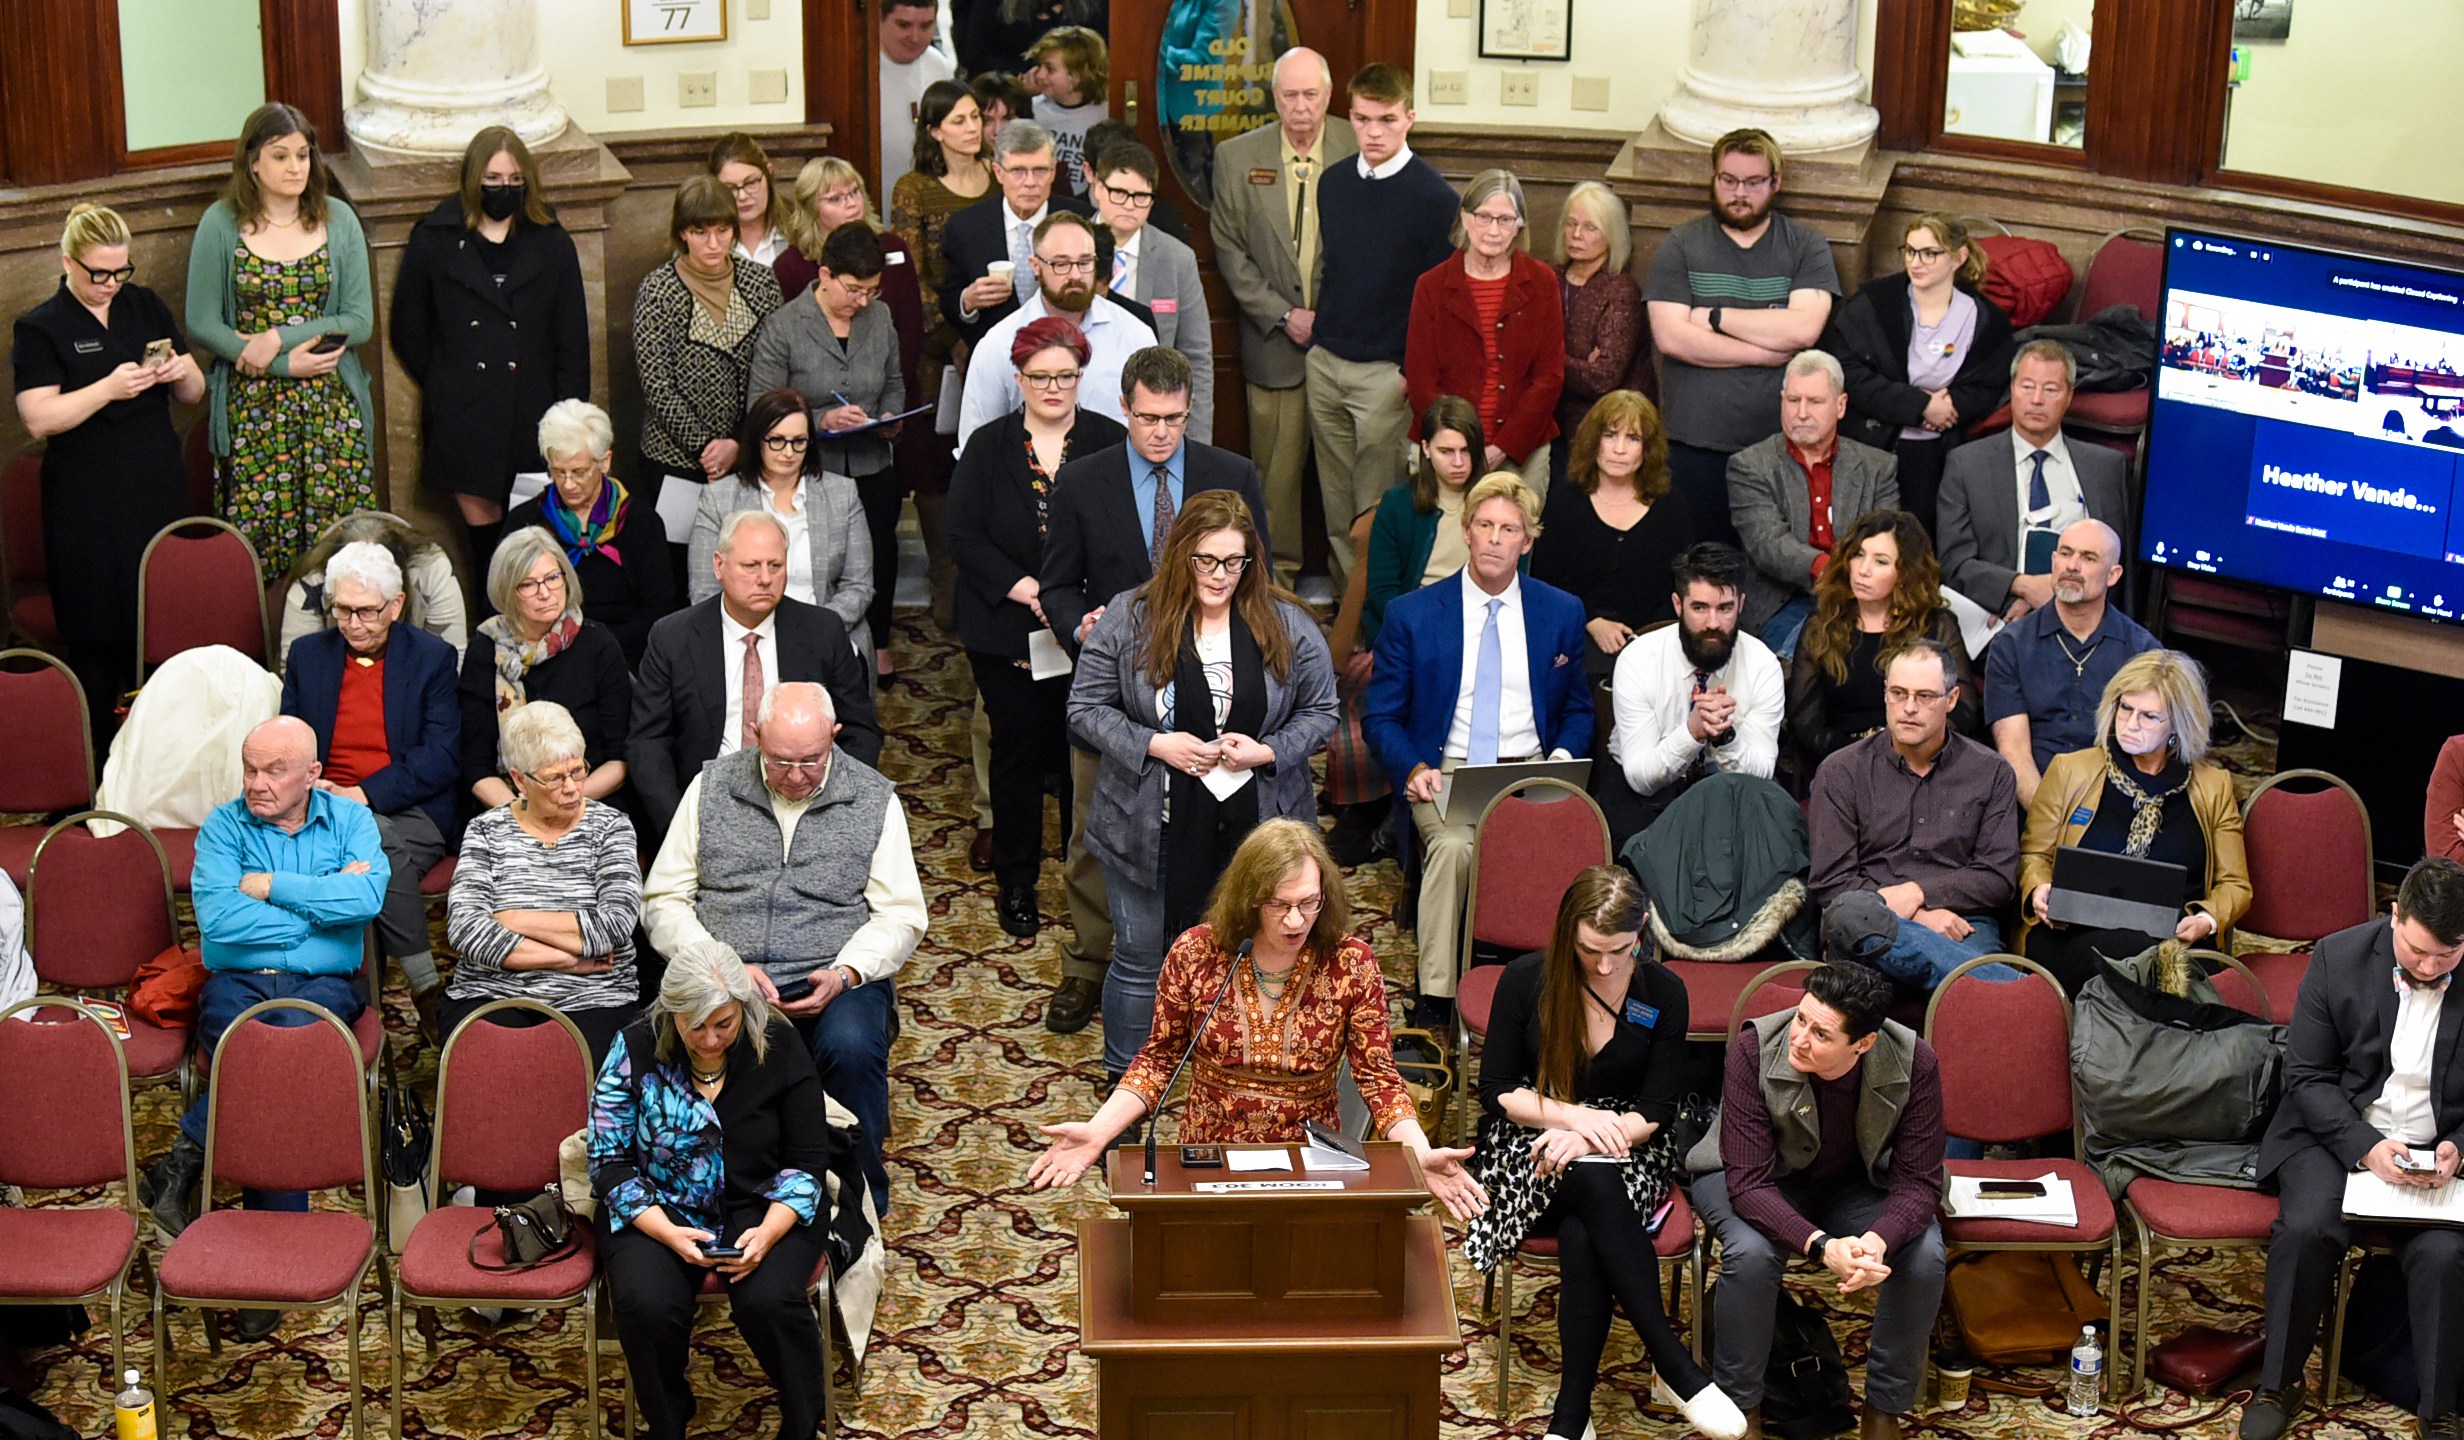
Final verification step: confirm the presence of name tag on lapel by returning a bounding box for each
[884,250,907,266]
[2069,807,2094,826]
[1247,168,1278,186]
[72,340,104,354]
[1151,298,1177,315]
[1624,999,1660,1029]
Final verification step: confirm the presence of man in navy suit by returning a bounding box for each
[1365,473,1593,1026]
[277,540,460,1038]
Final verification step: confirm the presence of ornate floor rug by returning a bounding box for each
[22,616,2411,1440]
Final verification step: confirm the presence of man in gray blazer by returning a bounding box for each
[1090,139,1215,445]
[1935,339,2133,618]
[1727,349,1900,655]
[1210,47,1357,588]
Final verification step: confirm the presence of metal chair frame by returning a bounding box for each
[25,810,191,1100]
[1487,1202,1703,1423]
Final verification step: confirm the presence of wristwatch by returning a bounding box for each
[1807,1229,1831,1258]
[1709,306,1727,336]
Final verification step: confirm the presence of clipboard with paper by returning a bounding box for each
[820,401,935,438]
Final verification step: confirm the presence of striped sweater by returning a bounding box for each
[445,801,642,1011]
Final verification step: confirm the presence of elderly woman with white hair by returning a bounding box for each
[590,938,859,1440]
[279,537,463,1036]
[504,398,676,664]
[441,699,643,1062]
[1552,181,1654,487]
[1404,167,1567,493]
[458,526,632,810]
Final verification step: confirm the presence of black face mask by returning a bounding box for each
[479,183,525,221]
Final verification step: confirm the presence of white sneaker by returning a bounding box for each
[1541,1425,1597,1440]
[1656,1375,1749,1440]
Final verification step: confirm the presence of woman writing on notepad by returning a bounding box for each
[2017,649,2251,995]
[1024,820,1486,1222]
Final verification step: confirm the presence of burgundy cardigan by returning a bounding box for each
[1403,248,1567,465]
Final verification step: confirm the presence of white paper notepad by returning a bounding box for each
[1225,1149,1293,1173]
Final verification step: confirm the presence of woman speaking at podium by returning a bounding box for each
[1026,819,1487,1221]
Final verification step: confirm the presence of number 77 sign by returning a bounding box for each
[624,0,726,46]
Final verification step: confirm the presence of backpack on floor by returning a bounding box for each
[1699,1279,1856,1440]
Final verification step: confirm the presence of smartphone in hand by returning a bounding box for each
[143,337,175,367]
[699,1239,745,1259]
[309,332,348,354]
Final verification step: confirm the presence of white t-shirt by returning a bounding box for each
[880,46,958,201]
[1034,93,1109,197]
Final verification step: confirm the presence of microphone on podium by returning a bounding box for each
[1146,938,1251,1187]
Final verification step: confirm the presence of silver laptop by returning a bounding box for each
[1433,758,1593,822]
[2047,846,2186,937]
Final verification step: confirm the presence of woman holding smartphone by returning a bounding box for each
[12,202,203,734]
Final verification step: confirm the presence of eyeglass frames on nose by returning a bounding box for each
[762,755,828,776]
[763,433,811,451]
[1098,182,1156,209]
[1019,369,1083,390]
[332,602,391,625]
[513,573,566,598]
[523,764,589,789]
[1463,210,1521,230]
[1261,896,1323,919]
[82,263,136,286]
[1901,245,1949,264]
[1189,553,1250,576]
[722,176,767,197]
[1714,172,1775,193]
[1036,254,1097,275]
[1884,686,1947,708]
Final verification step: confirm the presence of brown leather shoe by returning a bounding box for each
[411,987,442,1046]
[1858,1407,1903,1440]
[969,829,995,872]
[1741,1405,1763,1440]
[1046,975,1100,1034]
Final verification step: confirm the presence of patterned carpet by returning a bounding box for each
[18,615,2417,1440]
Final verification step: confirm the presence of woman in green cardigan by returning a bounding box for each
[186,102,377,580]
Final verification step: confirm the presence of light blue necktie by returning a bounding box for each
[1469,598,1503,765]
[1007,219,1034,302]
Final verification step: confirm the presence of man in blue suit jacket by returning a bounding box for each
[278,541,460,1036]
[1365,474,1592,1023]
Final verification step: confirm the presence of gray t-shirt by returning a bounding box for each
[1644,212,1840,452]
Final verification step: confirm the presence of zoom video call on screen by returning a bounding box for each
[2143,227,2464,622]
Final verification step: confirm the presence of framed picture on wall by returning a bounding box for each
[1478,0,1571,61]
[2233,0,2291,40]
[624,0,727,45]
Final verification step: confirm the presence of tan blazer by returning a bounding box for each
[1207,117,1358,388]
[2017,747,2251,949]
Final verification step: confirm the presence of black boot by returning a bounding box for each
[141,1136,205,1239]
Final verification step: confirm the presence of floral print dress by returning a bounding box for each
[220,243,374,579]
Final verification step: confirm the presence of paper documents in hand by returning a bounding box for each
[1026,628,1073,681]
[2344,1156,2464,1224]
[1943,1172,2079,1227]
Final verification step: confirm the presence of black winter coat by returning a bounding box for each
[390,198,591,504]
[1824,273,2016,455]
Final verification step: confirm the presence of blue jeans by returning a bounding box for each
[792,978,898,1218]
[1760,595,1816,661]
[1099,862,1171,1078]
[1881,914,2014,993]
[181,970,366,1213]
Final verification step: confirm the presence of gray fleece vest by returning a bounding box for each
[1687,1010,1918,1185]
[693,748,893,984]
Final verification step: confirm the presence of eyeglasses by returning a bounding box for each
[547,463,602,484]
[81,263,136,286]
[1001,161,1055,181]
[764,433,811,451]
[1463,210,1521,230]
[1901,245,1949,264]
[762,755,829,776]
[721,176,767,198]
[1884,687,1949,708]
[1261,896,1324,920]
[523,764,589,789]
[1036,254,1097,275]
[1713,172,1775,193]
[827,276,883,303]
[1189,553,1251,576]
[1128,409,1190,428]
[1098,181,1156,209]
[817,187,865,210]
[1019,368,1082,390]
[513,573,566,598]
[331,602,392,625]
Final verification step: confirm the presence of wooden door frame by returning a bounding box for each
[806,0,880,196]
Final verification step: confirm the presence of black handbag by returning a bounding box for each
[468,1188,582,1272]
[380,1060,433,1249]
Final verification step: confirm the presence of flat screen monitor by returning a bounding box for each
[2141,227,2464,621]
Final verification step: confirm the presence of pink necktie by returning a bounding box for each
[740,633,765,750]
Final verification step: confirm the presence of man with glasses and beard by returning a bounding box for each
[1809,637,2018,995]
[1594,542,1785,849]
[959,210,1157,446]
[1645,128,1839,549]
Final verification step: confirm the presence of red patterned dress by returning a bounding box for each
[1119,924,1419,1144]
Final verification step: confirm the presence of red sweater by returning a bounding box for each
[325,654,390,787]
[1404,248,1566,465]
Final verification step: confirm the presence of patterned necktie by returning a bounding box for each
[1468,598,1503,765]
[1008,218,1034,302]
[1148,465,1176,568]
[2027,449,2052,513]
[740,633,765,750]
[1291,157,1317,306]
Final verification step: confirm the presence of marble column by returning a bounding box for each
[1657,0,1879,154]
[344,0,571,157]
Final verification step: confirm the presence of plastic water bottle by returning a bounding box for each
[114,1369,157,1440]
[2065,1325,2104,1417]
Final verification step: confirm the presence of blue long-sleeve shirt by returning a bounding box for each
[191,792,389,976]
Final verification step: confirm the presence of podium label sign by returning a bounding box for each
[1192,1180,1347,1192]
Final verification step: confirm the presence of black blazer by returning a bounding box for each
[948,406,1127,659]
[935,191,1095,348]
[626,596,884,836]
[2259,915,2464,1180]
[389,199,591,501]
[502,492,679,666]
[1037,439,1271,658]
[456,618,634,804]
[280,624,462,839]
[1824,273,2016,455]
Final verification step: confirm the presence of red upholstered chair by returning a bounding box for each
[2060,229,2166,436]
[1455,781,1610,1035]
[135,517,268,680]
[0,997,147,1393]
[2236,770,2374,1025]
[1924,955,2121,1366]
[1725,958,1819,1038]
[419,855,458,896]
[1490,1185,1701,1422]
[2117,951,2275,1397]
[1,450,56,649]
[0,649,94,885]
[25,812,191,1092]
[392,1000,599,1440]
[151,998,380,1440]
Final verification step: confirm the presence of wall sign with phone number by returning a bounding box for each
[624,0,726,45]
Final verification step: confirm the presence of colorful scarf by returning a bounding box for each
[542,476,631,567]
[2103,738,2193,859]
[479,609,583,722]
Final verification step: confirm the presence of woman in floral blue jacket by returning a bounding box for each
[591,940,845,1440]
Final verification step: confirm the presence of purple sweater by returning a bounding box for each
[1718,1025,1946,1256]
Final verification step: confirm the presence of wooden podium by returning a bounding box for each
[1077,1142,1462,1439]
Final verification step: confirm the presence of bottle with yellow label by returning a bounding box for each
[115,1368,157,1440]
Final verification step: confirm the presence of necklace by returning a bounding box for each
[689,1061,726,1085]
[2053,627,2106,679]
[1251,953,1296,997]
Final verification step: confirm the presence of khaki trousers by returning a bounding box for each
[1246,381,1311,589]
[1304,348,1411,587]
[1062,744,1114,982]
[1408,760,1476,999]
[970,696,993,829]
